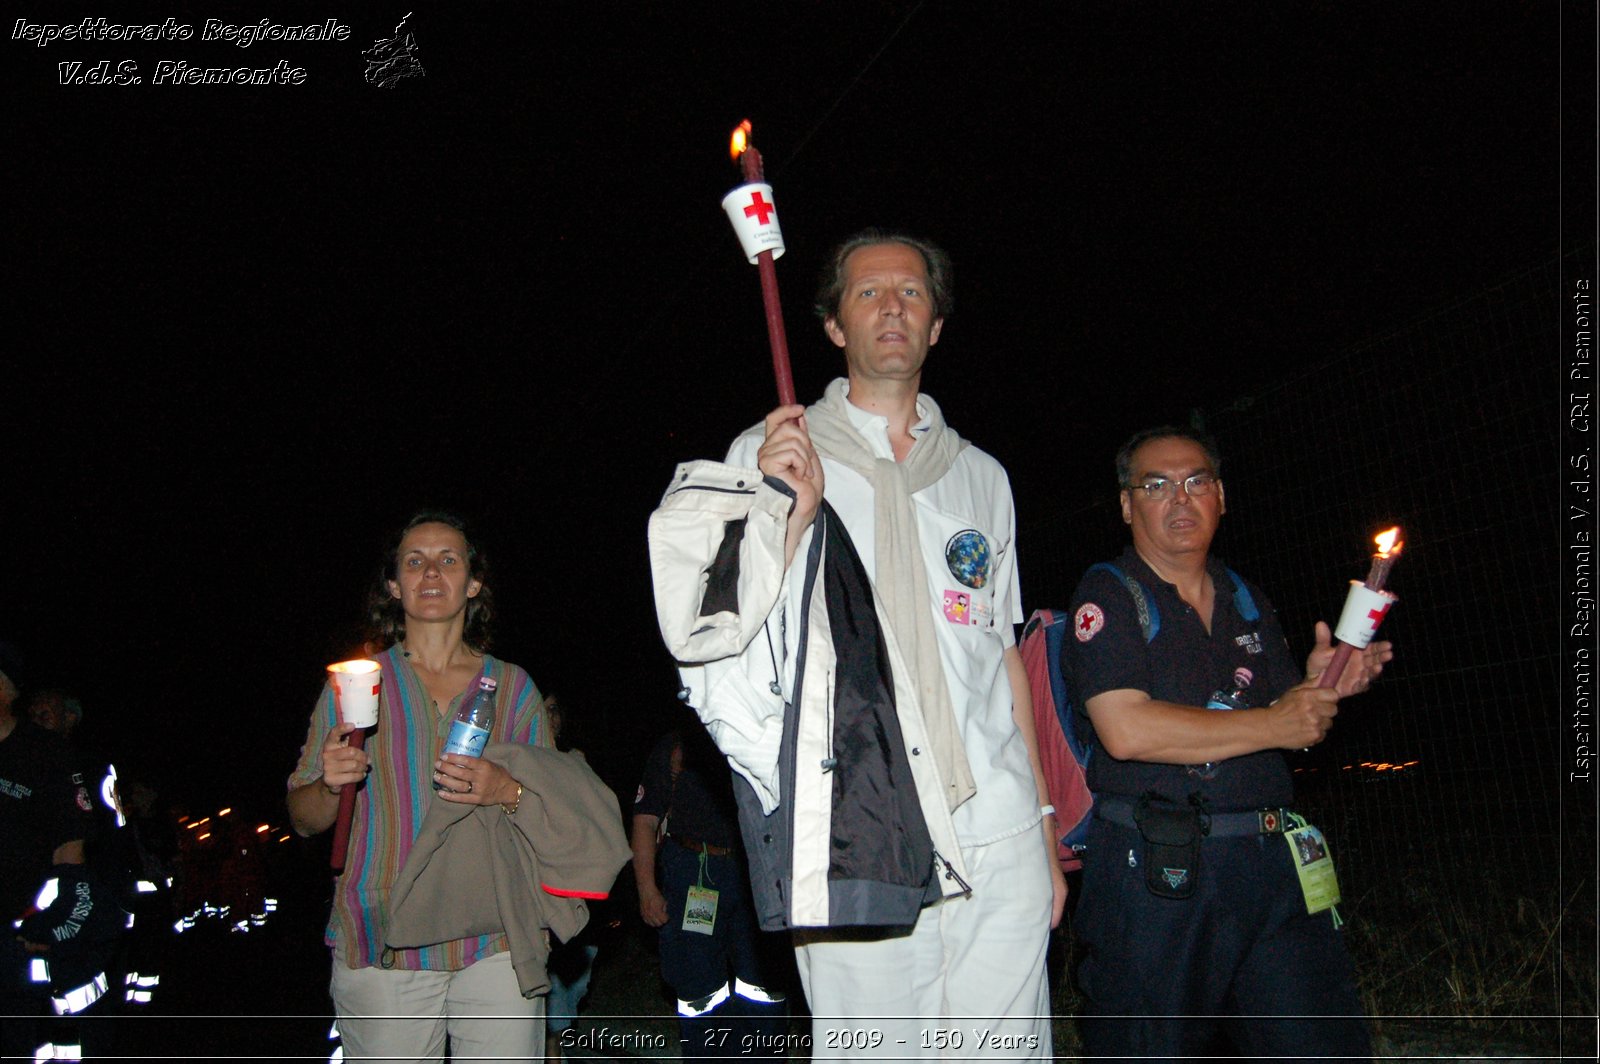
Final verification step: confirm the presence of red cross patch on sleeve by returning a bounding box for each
[1075,603,1105,642]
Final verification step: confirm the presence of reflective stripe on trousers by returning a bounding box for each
[51,972,108,1015]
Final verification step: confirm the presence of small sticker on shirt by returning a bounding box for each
[943,590,971,625]
[634,784,645,805]
[75,785,93,813]
[944,530,992,589]
[1235,632,1264,655]
[1075,603,1105,642]
[967,594,993,627]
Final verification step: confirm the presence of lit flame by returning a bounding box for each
[1374,526,1403,558]
[329,659,379,675]
[729,119,752,160]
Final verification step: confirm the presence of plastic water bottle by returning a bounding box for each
[1207,667,1255,712]
[434,676,497,789]
[1188,667,1253,780]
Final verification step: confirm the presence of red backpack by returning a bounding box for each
[1021,607,1095,872]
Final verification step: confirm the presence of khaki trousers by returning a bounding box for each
[331,947,545,1063]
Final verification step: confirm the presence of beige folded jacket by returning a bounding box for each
[385,742,631,997]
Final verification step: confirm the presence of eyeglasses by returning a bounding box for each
[1124,473,1219,502]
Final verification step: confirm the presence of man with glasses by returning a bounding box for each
[1064,426,1392,1060]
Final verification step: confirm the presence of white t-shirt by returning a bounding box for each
[727,388,1038,844]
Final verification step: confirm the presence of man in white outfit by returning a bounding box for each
[730,230,1066,1058]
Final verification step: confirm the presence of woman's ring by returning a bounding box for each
[465,781,473,793]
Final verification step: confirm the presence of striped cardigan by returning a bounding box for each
[289,646,548,969]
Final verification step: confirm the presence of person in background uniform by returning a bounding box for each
[26,686,171,1019]
[287,511,552,1063]
[0,640,97,1063]
[632,720,785,1057]
[1065,426,1393,1060]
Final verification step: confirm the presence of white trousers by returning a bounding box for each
[793,823,1053,1060]
[330,948,545,1063]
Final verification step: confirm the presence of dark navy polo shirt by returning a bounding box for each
[1064,546,1300,809]
[635,730,742,849]
[0,718,91,919]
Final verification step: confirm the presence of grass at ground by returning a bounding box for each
[1343,871,1595,1057]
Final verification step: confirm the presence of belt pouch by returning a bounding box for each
[1133,793,1203,899]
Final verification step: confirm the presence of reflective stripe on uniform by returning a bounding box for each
[676,980,731,1017]
[123,970,158,1003]
[51,971,108,1015]
[733,977,783,1004]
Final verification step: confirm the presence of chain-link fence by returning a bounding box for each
[1202,256,1565,881]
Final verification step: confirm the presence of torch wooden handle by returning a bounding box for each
[758,252,795,406]
[329,727,366,873]
[1317,642,1357,690]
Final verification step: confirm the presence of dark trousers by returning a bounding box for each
[657,841,768,1002]
[2,941,115,1063]
[658,841,787,1060]
[1075,817,1371,1062]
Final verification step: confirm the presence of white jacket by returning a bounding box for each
[649,460,970,930]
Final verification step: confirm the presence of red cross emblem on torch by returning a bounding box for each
[743,190,776,225]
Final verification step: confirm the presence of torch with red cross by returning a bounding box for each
[722,120,795,405]
[1317,527,1404,690]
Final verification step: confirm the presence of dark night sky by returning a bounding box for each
[3,2,1572,814]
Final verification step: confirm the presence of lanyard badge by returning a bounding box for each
[682,849,720,935]
[1285,813,1342,917]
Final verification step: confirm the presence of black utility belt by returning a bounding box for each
[1096,796,1293,837]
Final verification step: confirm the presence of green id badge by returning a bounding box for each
[1285,821,1341,915]
[683,884,719,935]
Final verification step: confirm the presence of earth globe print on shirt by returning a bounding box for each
[944,530,991,589]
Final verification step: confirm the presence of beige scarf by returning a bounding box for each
[804,378,977,812]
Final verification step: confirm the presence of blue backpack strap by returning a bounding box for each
[1040,611,1080,752]
[1025,610,1076,732]
[1090,562,1159,643]
[1225,567,1259,624]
